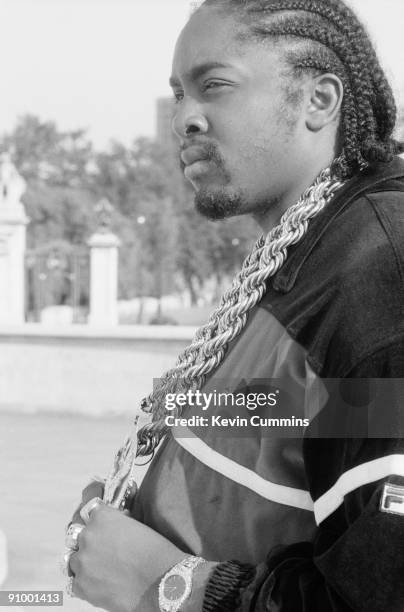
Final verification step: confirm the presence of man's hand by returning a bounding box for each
[69,504,187,612]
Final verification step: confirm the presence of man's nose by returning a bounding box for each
[172,102,208,139]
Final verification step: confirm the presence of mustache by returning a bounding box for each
[179,141,225,172]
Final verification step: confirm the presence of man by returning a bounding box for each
[66,0,404,610]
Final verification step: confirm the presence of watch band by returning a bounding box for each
[158,555,206,612]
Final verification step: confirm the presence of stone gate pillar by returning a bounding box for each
[0,529,7,586]
[0,154,28,325]
[88,198,120,326]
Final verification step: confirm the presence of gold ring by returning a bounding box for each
[80,497,104,524]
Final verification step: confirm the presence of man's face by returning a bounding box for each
[170,6,308,220]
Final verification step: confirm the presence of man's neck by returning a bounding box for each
[253,157,336,235]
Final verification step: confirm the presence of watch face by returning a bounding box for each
[163,574,187,602]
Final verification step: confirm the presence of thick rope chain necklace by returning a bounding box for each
[102,165,345,509]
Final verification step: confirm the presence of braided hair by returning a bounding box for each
[200,0,401,179]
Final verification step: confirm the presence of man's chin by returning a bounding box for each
[194,187,244,220]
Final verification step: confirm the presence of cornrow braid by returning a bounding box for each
[255,13,378,174]
[248,0,398,140]
[290,52,358,177]
[136,168,344,457]
[201,0,400,178]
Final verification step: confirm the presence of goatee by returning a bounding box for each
[194,188,244,220]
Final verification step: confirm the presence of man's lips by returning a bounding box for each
[180,146,210,167]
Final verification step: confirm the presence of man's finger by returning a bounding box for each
[68,550,79,577]
[80,497,104,524]
[69,480,105,526]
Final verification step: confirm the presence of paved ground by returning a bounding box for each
[0,411,147,612]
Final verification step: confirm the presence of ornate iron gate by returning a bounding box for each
[25,244,90,323]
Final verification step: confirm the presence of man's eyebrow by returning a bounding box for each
[169,61,233,88]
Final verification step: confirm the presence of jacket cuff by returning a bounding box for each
[202,560,256,612]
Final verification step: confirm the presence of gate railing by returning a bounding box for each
[25,244,90,323]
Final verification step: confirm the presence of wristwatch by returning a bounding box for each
[158,556,206,612]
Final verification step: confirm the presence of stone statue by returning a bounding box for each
[0,153,26,208]
[94,198,114,233]
[0,153,28,324]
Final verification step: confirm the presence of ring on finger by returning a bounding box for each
[61,549,75,578]
[66,576,75,598]
[65,523,84,551]
[80,496,104,524]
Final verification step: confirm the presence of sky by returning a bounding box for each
[1,0,403,150]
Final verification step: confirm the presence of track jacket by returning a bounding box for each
[134,157,404,612]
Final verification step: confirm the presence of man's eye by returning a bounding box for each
[202,81,226,92]
[173,91,184,104]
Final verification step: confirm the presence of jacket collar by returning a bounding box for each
[272,156,404,294]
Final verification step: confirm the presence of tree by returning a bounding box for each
[23,182,96,248]
[1,114,261,308]
[1,114,93,187]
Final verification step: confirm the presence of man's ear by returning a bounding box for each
[305,73,344,132]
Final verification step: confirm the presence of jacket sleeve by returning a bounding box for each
[202,340,404,612]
